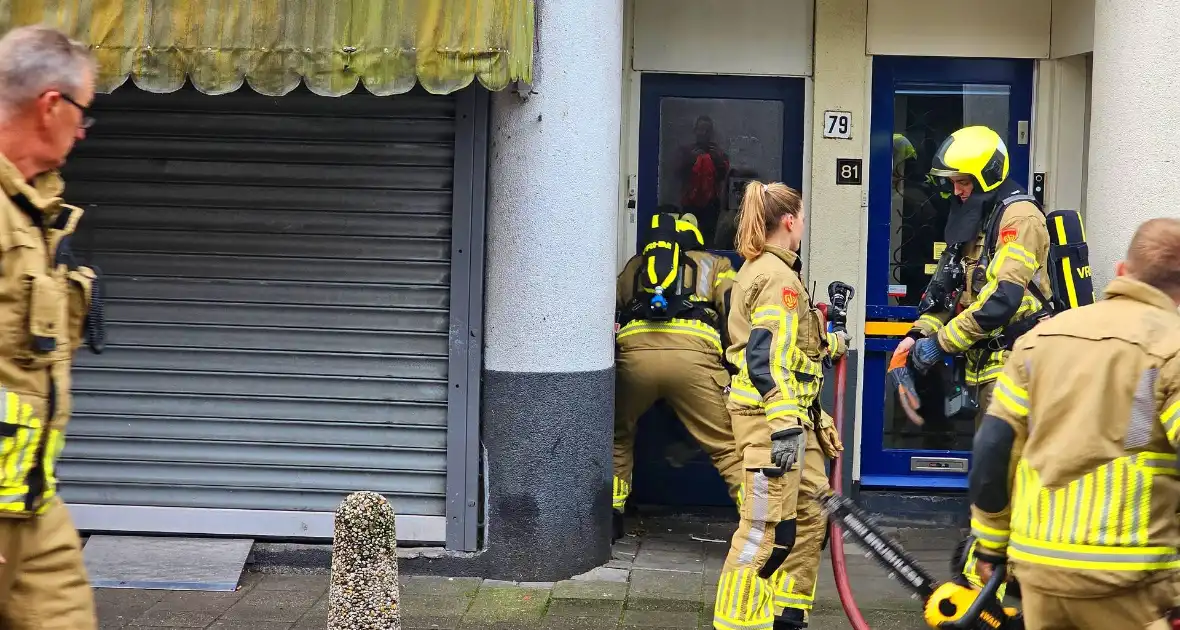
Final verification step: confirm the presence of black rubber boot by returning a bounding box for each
[611,510,624,543]
[774,608,807,629]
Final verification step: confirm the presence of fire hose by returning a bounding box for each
[819,282,1021,630]
[824,301,872,630]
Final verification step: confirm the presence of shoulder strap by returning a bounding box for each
[985,193,1053,313]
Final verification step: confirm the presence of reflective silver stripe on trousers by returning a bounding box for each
[739,472,771,565]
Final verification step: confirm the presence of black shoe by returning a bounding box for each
[774,608,807,630]
[611,510,624,543]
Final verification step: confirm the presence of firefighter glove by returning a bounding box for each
[769,427,805,474]
[817,411,843,459]
[911,337,944,374]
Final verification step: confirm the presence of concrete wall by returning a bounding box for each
[468,0,622,581]
[1051,0,1095,58]
[809,0,870,478]
[1086,0,1180,291]
[632,0,813,77]
[867,0,1051,59]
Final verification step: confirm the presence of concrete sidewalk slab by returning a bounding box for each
[94,513,958,629]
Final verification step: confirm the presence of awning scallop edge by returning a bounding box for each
[0,0,535,97]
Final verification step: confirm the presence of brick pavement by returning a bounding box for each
[94,515,968,629]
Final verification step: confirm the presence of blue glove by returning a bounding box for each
[911,337,944,374]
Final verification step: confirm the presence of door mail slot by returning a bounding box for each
[910,457,968,473]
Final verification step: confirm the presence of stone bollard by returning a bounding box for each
[328,491,401,630]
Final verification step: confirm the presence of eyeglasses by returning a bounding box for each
[58,93,95,130]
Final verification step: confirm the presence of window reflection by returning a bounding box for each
[656,97,784,251]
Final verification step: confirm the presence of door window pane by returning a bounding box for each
[882,83,1010,453]
[656,97,784,250]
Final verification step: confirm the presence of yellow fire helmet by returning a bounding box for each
[675,213,705,248]
[928,126,1009,193]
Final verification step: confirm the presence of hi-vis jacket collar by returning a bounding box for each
[1104,276,1180,314]
[763,244,803,273]
[0,152,65,216]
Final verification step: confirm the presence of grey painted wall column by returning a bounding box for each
[1086,0,1180,290]
[478,0,623,580]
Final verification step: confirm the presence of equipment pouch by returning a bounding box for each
[739,446,785,523]
[26,274,62,354]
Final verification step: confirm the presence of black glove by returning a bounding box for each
[767,427,805,476]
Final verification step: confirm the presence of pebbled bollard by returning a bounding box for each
[328,491,401,630]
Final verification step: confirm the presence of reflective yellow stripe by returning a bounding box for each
[716,270,737,283]
[966,361,1005,386]
[1013,454,1171,553]
[612,476,631,511]
[1054,215,1081,309]
[993,373,1029,417]
[944,318,973,352]
[643,239,679,288]
[971,519,1010,551]
[714,567,775,630]
[990,242,1039,274]
[729,382,763,406]
[1163,400,1180,444]
[919,313,945,332]
[0,389,42,514]
[766,400,802,422]
[616,319,723,354]
[1008,534,1180,572]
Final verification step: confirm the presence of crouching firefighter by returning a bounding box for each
[712,181,848,630]
[968,218,1180,630]
[612,212,744,541]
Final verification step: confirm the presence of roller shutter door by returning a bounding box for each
[57,85,459,543]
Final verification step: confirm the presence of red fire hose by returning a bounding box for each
[828,353,872,630]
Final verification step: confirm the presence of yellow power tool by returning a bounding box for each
[817,490,1022,629]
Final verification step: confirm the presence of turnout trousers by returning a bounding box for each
[712,404,811,630]
[0,499,96,630]
[1021,579,1180,630]
[613,348,744,511]
[768,422,828,624]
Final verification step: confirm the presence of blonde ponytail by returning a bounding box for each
[734,180,803,261]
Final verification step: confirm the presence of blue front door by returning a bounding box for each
[629,73,806,507]
[860,56,1035,489]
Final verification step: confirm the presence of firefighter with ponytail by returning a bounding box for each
[712,181,850,630]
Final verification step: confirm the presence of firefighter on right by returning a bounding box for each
[968,217,1180,630]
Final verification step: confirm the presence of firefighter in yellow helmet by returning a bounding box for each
[612,212,744,540]
[889,125,1051,594]
[968,218,1180,630]
[711,181,848,630]
[0,25,103,629]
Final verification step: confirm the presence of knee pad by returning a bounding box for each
[758,520,797,579]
